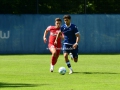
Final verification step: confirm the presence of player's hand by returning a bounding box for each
[43,37,47,43]
[54,40,57,45]
[72,43,78,49]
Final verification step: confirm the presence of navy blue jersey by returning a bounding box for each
[61,23,79,45]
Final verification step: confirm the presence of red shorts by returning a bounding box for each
[48,44,61,55]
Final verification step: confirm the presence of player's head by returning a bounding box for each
[63,15,71,25]
[55,18,62,28]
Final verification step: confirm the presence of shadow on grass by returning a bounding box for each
[0,82,48,88]
[74,72,120,74]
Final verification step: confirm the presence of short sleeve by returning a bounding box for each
[74,25,79,35]
[46,26,51,31]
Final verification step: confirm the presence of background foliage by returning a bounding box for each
[0,0,120,14]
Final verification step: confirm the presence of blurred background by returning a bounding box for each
[0,0,120,14]
[0,0,120,54]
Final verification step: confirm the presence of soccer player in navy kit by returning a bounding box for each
[55,15,80,74]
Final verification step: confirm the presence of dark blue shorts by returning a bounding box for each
[63,44,78,59]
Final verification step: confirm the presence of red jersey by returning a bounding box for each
[46,26,61,46]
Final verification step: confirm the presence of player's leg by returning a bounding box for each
[71,46,78,62]
[63,44,73,74]
[54,49,60,69]
[49,44,57,72]
[56,49,61,61]
[69,52,73,60]
[55,45,61,61]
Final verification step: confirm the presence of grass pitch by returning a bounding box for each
[0,54,120,90]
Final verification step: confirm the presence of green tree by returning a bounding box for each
[86,0,120,14]
[0,0,120,14]
[38,0,85,14]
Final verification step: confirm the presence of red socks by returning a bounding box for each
[51,56,57,65]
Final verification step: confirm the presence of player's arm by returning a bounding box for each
[73,33,80,49]
[75,33,80,45]
[57,31,64,40]
[54,31,62,45]
[43,29,49,43]
[73,25,80,49]
[60,33,64,40]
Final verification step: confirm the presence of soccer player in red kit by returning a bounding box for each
[43,18,63,72]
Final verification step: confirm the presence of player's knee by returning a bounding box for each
[64,53,68,59]
[74,58,78,62]
[52,51,57,57]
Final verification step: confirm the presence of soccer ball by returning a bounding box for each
[58,67,66,75]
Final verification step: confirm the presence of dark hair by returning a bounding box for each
[55,18,62,22]
[63,15,71,19]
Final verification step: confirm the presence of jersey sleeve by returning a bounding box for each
[46,26,51,31]
[74,25,79,35]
